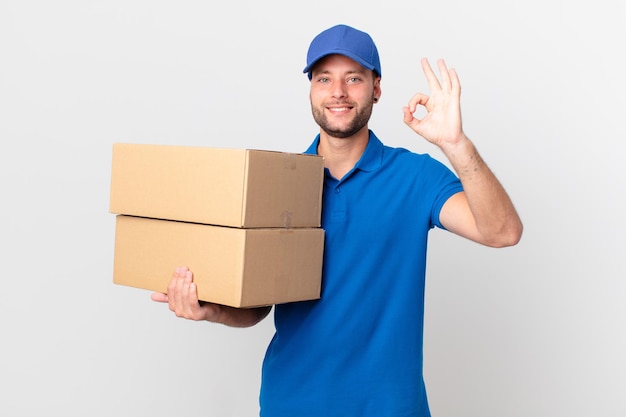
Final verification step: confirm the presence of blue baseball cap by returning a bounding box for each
[303,24,381,79]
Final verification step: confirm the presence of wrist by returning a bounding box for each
[440,132,472,157]
[198,300,223,323]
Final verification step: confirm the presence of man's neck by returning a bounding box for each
[317,128,369,180]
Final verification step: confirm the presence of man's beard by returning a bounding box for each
[311,99,374,139]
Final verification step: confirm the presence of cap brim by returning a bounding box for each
[303,50,376,74]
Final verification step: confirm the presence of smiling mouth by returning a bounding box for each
[327,106,352,113]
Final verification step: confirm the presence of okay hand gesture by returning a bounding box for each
[402,58,465,149]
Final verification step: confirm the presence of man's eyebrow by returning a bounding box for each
[315,68,367,76]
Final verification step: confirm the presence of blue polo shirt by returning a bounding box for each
[260,131,463,417]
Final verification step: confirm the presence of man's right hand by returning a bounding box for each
[151,266,272,327]
[151,266,222,322]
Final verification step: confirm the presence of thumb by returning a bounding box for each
[151,292,169,303]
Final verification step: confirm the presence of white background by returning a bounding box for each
[1,1,624,416]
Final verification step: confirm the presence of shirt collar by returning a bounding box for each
[304,130,383,173]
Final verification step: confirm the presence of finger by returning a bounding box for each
[167,266,188,312]
[437,59,452,91]
[420,57,441,92]
[181,272,196,315]
[406,92,430,113]
[449,68,461,93]
[402,105,424,129]
[402,105,414,125]
[151,292,168,303]
[186,282,202,317]
[176,269,194,316]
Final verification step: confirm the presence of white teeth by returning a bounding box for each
[330,107,349,112]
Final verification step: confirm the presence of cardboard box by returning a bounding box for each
[109,143,324,228]
[113,215,324,308]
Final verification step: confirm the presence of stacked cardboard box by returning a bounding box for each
[110,143,325,308]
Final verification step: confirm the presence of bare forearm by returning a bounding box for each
[442,134,523,246]
[212,304,272,328]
